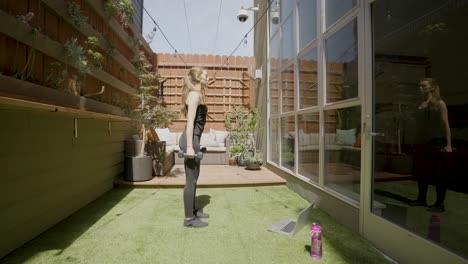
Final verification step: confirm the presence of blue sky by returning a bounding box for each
[142,0,254,56]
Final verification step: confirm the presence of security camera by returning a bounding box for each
[237,5,258,23]
[271,10,280,24]
[237,9,249,23]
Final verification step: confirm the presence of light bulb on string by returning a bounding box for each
[146,26,157,43]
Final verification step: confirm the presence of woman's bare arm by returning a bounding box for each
[440,100,452,152]
[185,91,201,157]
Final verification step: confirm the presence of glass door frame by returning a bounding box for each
[360,0,466,263]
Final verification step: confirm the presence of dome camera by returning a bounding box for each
[237,5,258,23]
[237,9,249,23]
[271,10,280,24]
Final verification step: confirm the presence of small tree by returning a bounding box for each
[131,52,177,157]
[131,54,160,157]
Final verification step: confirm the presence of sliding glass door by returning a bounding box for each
[362,1,468,263]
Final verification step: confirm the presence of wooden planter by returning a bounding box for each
[0,75,127,117]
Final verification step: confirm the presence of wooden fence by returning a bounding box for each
[157,53,256,131]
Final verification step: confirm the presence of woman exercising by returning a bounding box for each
[179,67,210,228]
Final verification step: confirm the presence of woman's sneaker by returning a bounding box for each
[408,199,427,207]
[427,204,445,212]
[184,217,208,228]
[195,210,209,219]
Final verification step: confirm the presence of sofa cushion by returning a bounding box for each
[166,145,175,153]
[299,131,320,147]
[336,128,357,146]
[172,145,225,152]
[299,145,343,151]
[155,128,176,146]
[200,131,219,147]
[211,128,229,144]
[173,132,183,145]
[205,146,226,152]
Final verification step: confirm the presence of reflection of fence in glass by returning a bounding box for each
[269,118,280,164]
[281,64,295,112]
[299,58,318,108]
[270,77,280,114]
[298,113,320,182]
[326,62,345,103]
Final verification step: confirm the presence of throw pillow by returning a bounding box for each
[335,128,357,146]
[155,128,175,146]
[200,131,218,147]
[211,128,229,144]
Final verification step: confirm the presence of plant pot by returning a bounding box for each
[124,140,147,156]
[245,160,262,170]
[229,158,237,166]
[124,156,153,182]
[237,156,246,166]
[125,140,166,176]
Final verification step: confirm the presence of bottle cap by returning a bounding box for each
[311,223,322,233]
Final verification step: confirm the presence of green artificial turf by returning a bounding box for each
[0,186,391,264]
[372,180,468,258]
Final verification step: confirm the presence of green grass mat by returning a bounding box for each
[1,186,390,264]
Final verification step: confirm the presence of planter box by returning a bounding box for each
[0,75,127,117]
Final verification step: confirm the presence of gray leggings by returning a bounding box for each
[179,131,201,218]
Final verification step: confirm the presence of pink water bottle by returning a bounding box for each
[310,223,323,259]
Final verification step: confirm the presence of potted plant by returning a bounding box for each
[229,145,243,166]
[124,53,161,182]
[245,151,263,170]
[225,106,259,166]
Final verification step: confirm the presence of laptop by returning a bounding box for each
[268,203,314,237]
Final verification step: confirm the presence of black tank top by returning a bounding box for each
[415,105,445,145]
[186,104,208,137]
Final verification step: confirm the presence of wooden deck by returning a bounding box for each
[114,165,286,188]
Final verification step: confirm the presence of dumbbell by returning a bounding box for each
[178,147,207,160]
[178,151,204,160]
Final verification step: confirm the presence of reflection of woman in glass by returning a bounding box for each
[409,78,452,212]
[180,67,209,228]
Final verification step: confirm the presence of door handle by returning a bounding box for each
[370,132,384,137]
[363,122,384,137]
